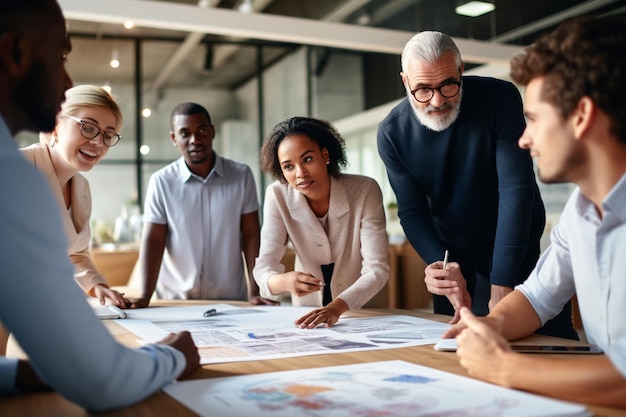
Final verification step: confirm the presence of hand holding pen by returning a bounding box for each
[424,249,472,324]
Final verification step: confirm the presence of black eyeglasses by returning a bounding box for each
[410,80,462,103]
[61,114,121,147]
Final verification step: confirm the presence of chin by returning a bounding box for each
[417,111,458,132]
[411,102,460,132]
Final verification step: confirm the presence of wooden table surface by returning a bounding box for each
[2,300,623,417]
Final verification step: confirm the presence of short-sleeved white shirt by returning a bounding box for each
[517,173,626,377]
[143,154,259,300]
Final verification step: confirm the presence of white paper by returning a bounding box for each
[433,338,458,351]
[116,305,451,364]
[163,360,590,417]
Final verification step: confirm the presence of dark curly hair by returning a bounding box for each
[260,117,348,183]
[510,15,626,142]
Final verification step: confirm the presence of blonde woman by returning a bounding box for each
[21,85,127,307]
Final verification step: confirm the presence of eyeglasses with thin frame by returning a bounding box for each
[410,79,462,103]
[61,114,122,147]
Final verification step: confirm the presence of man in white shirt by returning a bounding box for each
[130,102,278,307]
[0,0,199,410]
[445,15,626,407]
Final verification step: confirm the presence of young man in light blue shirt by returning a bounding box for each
[445,15,626,407]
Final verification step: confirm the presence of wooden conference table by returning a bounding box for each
[2,300,623,417]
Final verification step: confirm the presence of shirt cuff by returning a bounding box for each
[0,357,19,393]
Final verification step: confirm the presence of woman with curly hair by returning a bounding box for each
[254,116,389,328]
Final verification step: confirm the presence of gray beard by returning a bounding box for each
[408,89,462,132]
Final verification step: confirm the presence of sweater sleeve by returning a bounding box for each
[490,82,544,286]
[377,115,446,264]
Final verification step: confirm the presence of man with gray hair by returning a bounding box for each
[377,31,576,339]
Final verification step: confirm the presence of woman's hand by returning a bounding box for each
[269,271,325,297]
[295,299,348,329]
[92,284,130,308]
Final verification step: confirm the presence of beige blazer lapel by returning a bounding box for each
[287,185,332,263]
[327,176,350,263]
[24,144,79,242]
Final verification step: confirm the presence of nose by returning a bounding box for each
[64,68,73,91]
[429,89,446,107]
[89,133,106,147]
[296,164,307,178]
[518,128,531,149]
[189,133,204,144]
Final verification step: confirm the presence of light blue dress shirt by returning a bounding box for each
[0,116,185,410]
[517,174,626,376]
[143,155,258,300]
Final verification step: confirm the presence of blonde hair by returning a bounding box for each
[40,85,123,144]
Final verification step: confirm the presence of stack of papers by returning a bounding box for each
[115,304,450,364]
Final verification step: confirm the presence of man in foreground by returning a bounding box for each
[0,0,199,410]
[448,15,626,407]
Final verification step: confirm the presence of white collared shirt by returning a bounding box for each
[143,154,258,300]
[517,174,626,376]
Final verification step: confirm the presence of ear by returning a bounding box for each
[169,132,177,146]
[459,61,465,75]
[321,147,330,162]
[208,125,216,140]
[400,71,408,89]
[572,96,595,141]
[0,32,29,76]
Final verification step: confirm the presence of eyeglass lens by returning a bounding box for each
[80,121,120,146]
[413,83,460,102]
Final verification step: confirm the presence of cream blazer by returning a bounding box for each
[20,143,106,293]
[254,174,389,310]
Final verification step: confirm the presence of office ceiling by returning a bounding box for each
[62,0,626,93]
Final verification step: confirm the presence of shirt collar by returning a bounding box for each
[175,151,224,183]
[575,172,626,223]
[602,172,626,222]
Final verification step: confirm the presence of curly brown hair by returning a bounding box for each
[510,15,626,142]
[260,117,348,183]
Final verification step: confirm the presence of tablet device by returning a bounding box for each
[510,345,603,354]
[434,339,602,354]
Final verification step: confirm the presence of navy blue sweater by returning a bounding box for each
[377,76,545,288]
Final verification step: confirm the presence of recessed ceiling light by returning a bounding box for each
[455,1,495,17]
[110,50,120,69]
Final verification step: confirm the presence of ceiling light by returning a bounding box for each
[142,108,152,118]
[140,145,151,155]
[110,50,120,69]
[238,0,253,14]
[123,20,135,29]
[455,1,495,17]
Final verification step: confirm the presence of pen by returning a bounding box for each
[443,249,449,269]
[203,308,217,317]
[107,305,127,319]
